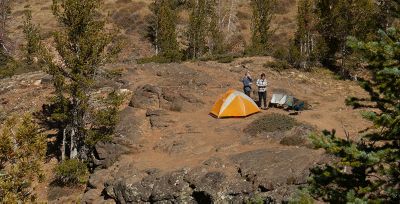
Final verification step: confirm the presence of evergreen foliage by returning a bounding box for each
[23,9,41,66]
[40,0,122,162]
[314,0,380,71]
[308,28,400,202]
[187,0,208,59]
[54,159,89,185]
[208,0,224,56]
[0,0,12,77]
[0,115,47,202]
[148,0,181,62]
[292,0,318,69]
[248,0,275,55]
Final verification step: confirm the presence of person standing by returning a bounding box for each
[242,71,253,97]
[256,73,268,109]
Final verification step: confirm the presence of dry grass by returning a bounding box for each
[111,2,147,34]
[273,0,297,15]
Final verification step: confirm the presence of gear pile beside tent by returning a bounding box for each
[270,93,305,111]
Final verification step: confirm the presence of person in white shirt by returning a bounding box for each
[256,73,268,109]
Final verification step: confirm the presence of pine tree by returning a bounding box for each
[308,28,400,202]
[0,115,47,202]
[377,0,400,28]
[0,0,11,75]
[314,0,380,74]
[158,0,181,61]
[187,0,208,59]
[208,0,224,56]
[249,0,274,55]
[23,9,41,65]
[148,0,181,62]
[293,0,317,69]
[41,0,122,162]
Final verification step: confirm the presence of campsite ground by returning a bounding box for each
[0,56,372,202]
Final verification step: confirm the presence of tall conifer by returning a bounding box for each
[41,0,122,161]
[187,0,208,59]
[249,0,274,55]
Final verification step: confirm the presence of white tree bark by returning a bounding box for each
[227,0,237,33]
[69,127,78,159]
[155,29,159,55]
[61,128,66,161]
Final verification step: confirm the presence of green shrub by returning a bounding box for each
[245,196,274,204]
[263,60,291,71]
[217,55,234,63]
[244,113,299,136]
[0,57,25,78]
[137,55,180,64]
[288,189,314,204]
[54,159,89,186]
[272,47,288,60]
[198,54,239,63]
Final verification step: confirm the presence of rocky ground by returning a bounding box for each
[0,57,371,203]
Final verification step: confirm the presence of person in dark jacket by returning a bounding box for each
[242,71,253,97]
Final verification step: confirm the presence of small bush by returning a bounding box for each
[288,189,314,204]
[137,55,181,64]
[272,47,288,60]
[217,55,234,63]
[263,60,291,71]
[198,54,239,63]
[244,113,299,136]
[54,159,89,186]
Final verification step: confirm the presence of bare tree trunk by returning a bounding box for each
[227,0,236,33]
[69,96,80,159]
[217,0,222,26]
[61,128,66,161]
[69,126,78,159]
[155,29,159,55]
[300,39,303,56]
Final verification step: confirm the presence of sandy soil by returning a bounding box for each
[112,57,370,174]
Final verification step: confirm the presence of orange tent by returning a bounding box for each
[210,89,260,118]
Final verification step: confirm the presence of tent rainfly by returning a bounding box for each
[210,89,260,118]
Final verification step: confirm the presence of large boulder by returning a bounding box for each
[115,106,147,144]
[230,148,319,194]
[96,146,322,203]
[129,84,162,110]
[104,167,258,203]
[146,109,176,129]
[106,170,194,203]
[93,107,147,169]
[94,142,130,169]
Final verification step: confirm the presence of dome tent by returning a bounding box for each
[210,89,260,118]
